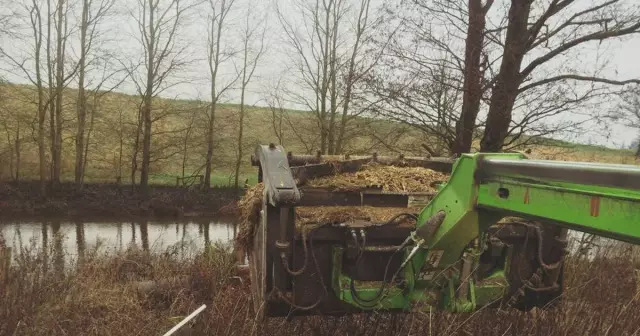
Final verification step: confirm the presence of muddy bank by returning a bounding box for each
[0,181,242,219]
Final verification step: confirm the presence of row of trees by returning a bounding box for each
[0,0,639,195]
[0,0,266,193]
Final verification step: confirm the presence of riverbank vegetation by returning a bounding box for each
[1,237,640,335]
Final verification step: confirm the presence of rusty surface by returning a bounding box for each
[298,187,435,207]
[292,159,372,185]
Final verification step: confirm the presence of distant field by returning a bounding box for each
[0,82,636,187]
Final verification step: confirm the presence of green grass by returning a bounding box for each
[0,81,635,186]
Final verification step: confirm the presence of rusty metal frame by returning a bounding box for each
[250,145,453,318]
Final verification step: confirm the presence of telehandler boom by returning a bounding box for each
[245,144,640,318]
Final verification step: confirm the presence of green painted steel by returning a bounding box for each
[334,153,640,312]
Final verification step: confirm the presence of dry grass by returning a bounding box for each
[235,182,265,250]
[528,145,639,164]
[0,242,251,336]
[3,238,640,335]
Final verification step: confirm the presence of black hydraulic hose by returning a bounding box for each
[349,213,419,306]
[378,213,418,226]
[273,224,329,311]
[350,235,413,307]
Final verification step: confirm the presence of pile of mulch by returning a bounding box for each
[307,165,448,193]
[235,163,450,250]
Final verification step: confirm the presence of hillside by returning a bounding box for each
[0,82,636,186]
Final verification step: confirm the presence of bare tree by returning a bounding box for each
[81,66,127,184]
[334,0,376,154]
[266,79,287,146]
[48,0,76,187]
[277,0,382,155]
[0,81,23,181]
[203,0,239,189]
[618,85,640,157]
[179,104,198,180]
[128,0,198,193]
[367,58,462,156]
[481,0,640,152]
[363,0,473,155]
[233,5,265,190]
[0,0,49,194]
[75,0,116,190]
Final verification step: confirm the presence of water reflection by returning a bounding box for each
[0,219,236,260]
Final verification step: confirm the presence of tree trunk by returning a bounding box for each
[117,109,124,184]
[15,135,20,182]
[46,0,54,192]
[454,0,487,155]
[140,96,152,193]
[52,0,65,187]
[81,96,96,184]
[480,0,532,153]
[3,124,13,180]
[320,120,328,154]
[49,97,56,181]
[75,0,89,190]
[235,94,246,191]
[181,136,188,180]
[139,0,156,194]
[38,105,46,195]
[204,103,216,189]
[327,4,340,155]
[131,107,143,186]
[32,3,45,193]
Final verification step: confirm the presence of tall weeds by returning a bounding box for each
[2,238,640,335]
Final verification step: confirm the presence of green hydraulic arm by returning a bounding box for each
[333,153,640,312]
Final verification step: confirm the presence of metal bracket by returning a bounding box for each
[254,144,301,206]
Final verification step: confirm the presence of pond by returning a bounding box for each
[0,218,238,259]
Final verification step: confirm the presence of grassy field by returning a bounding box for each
[0,82,637,188]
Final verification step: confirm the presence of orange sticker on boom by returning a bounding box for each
[590,196,600,217]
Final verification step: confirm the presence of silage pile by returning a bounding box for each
[235,164,450,250]
[306,165,448,193]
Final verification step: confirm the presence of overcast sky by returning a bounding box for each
[1,0,639,149]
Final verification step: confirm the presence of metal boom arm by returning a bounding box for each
[338,153,640,313]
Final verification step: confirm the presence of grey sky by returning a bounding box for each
[1,0,639,149]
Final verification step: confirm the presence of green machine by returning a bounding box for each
[248,145,640,317]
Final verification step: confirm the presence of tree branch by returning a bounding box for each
[519,74,640,93]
